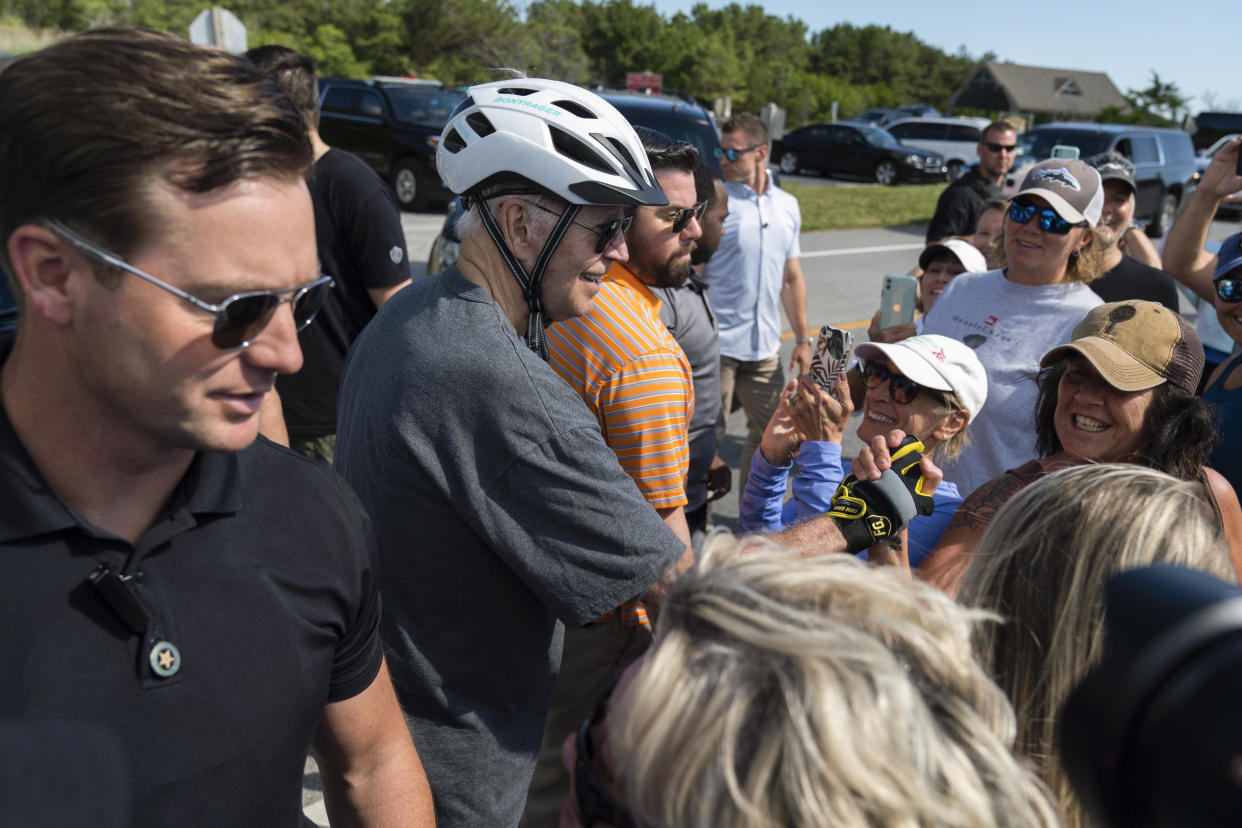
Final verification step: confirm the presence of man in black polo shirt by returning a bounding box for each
[0,29,432,826]
[926,121,1018,243]
[245,45,411,464]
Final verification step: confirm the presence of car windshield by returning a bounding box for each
[386,86,466,126]
[857,125,898,148]
[1017,129,1113,161]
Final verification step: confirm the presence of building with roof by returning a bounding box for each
[949,60,1128,125]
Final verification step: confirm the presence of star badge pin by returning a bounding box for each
[149,641,181,678]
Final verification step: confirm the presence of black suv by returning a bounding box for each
[317,77,465,211]
[1012,123,1198,237]
[425,88,723,274]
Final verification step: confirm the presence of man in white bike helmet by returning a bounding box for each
[334,78,692,827]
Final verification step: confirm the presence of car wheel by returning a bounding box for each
[779,151,799,175]
[874,160,899,186]
[1146,192,1178,238]
[393,160,429,211]
[946,159,964,180]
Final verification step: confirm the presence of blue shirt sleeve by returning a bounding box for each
[904,482,963,568]
[737,450,793,532]
[791,441,844,523]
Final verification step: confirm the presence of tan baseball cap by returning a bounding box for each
[1040,300,1203,393]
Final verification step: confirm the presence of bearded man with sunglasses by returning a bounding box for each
[335,80,693,827]
[926,121,1018,244]
[0,28,433,826]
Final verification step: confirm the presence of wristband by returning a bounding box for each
[826,436,935,553]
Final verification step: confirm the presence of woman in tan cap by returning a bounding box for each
[918,300,1242,595]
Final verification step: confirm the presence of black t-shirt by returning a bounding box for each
[1089,255,1182,312]
[0,369,384,825]
[277,148,410,436]
[926,169,997,243]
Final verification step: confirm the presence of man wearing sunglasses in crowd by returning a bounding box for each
[926,121,1018,245]
[0,28,433,825]
[921,158,1105,495]
[703,112,812,493]
[523,126,702,826]
[334,80,694,826]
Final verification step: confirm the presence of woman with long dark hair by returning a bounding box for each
[918,300,1242,594]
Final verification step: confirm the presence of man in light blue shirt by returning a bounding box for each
[704,112,811,489]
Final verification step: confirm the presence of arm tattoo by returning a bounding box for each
[944,474,1028,534]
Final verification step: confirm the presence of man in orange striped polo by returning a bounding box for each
[526,127,702,825]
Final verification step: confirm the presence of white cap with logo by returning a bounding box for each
[854,334,988,421]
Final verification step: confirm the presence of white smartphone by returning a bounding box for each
[878,275,919,328]
[1050,144,1080,160]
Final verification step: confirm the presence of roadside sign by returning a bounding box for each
[189,7,247,54]
[626,72,662,94]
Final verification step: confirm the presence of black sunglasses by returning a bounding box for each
[983,141,1018,153]
[861,360,945,406]
[666,200,708,234]
[714,143,764,162]
[521,199,632,254]
[47,220,333,350]
[1007,199,1081,236]
[1216,277,1242,304]
[571,677,637,828]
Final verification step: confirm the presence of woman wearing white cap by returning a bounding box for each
[921,159,1108,497]
[738,334,986,567]
[866,238,988,346]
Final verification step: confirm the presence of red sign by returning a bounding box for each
[626,72,662,94]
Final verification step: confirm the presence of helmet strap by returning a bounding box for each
[474,195,581,360]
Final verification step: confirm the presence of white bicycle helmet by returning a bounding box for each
[437,78,667,207]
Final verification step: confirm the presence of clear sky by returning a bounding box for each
[645,0,1238,113]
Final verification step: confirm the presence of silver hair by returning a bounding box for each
[453,189,560,241]
[607,531,1058,828]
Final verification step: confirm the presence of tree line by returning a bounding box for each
[3,0,997,125]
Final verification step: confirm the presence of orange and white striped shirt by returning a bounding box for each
[547,262,695,628]
[547,262,695,509]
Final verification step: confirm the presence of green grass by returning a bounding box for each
[784,182,946,232]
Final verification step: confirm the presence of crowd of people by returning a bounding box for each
[4,25,1242,828]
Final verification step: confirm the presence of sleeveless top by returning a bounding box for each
[1002,458,1224,527]
[1203,353,1242,502]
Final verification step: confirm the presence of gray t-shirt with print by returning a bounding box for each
[335,266,682,827]
[922,268,1102,495]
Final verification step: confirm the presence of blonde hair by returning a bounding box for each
[958,464,1234,827]
[607,532,1057,828]
[930,389,970,461]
